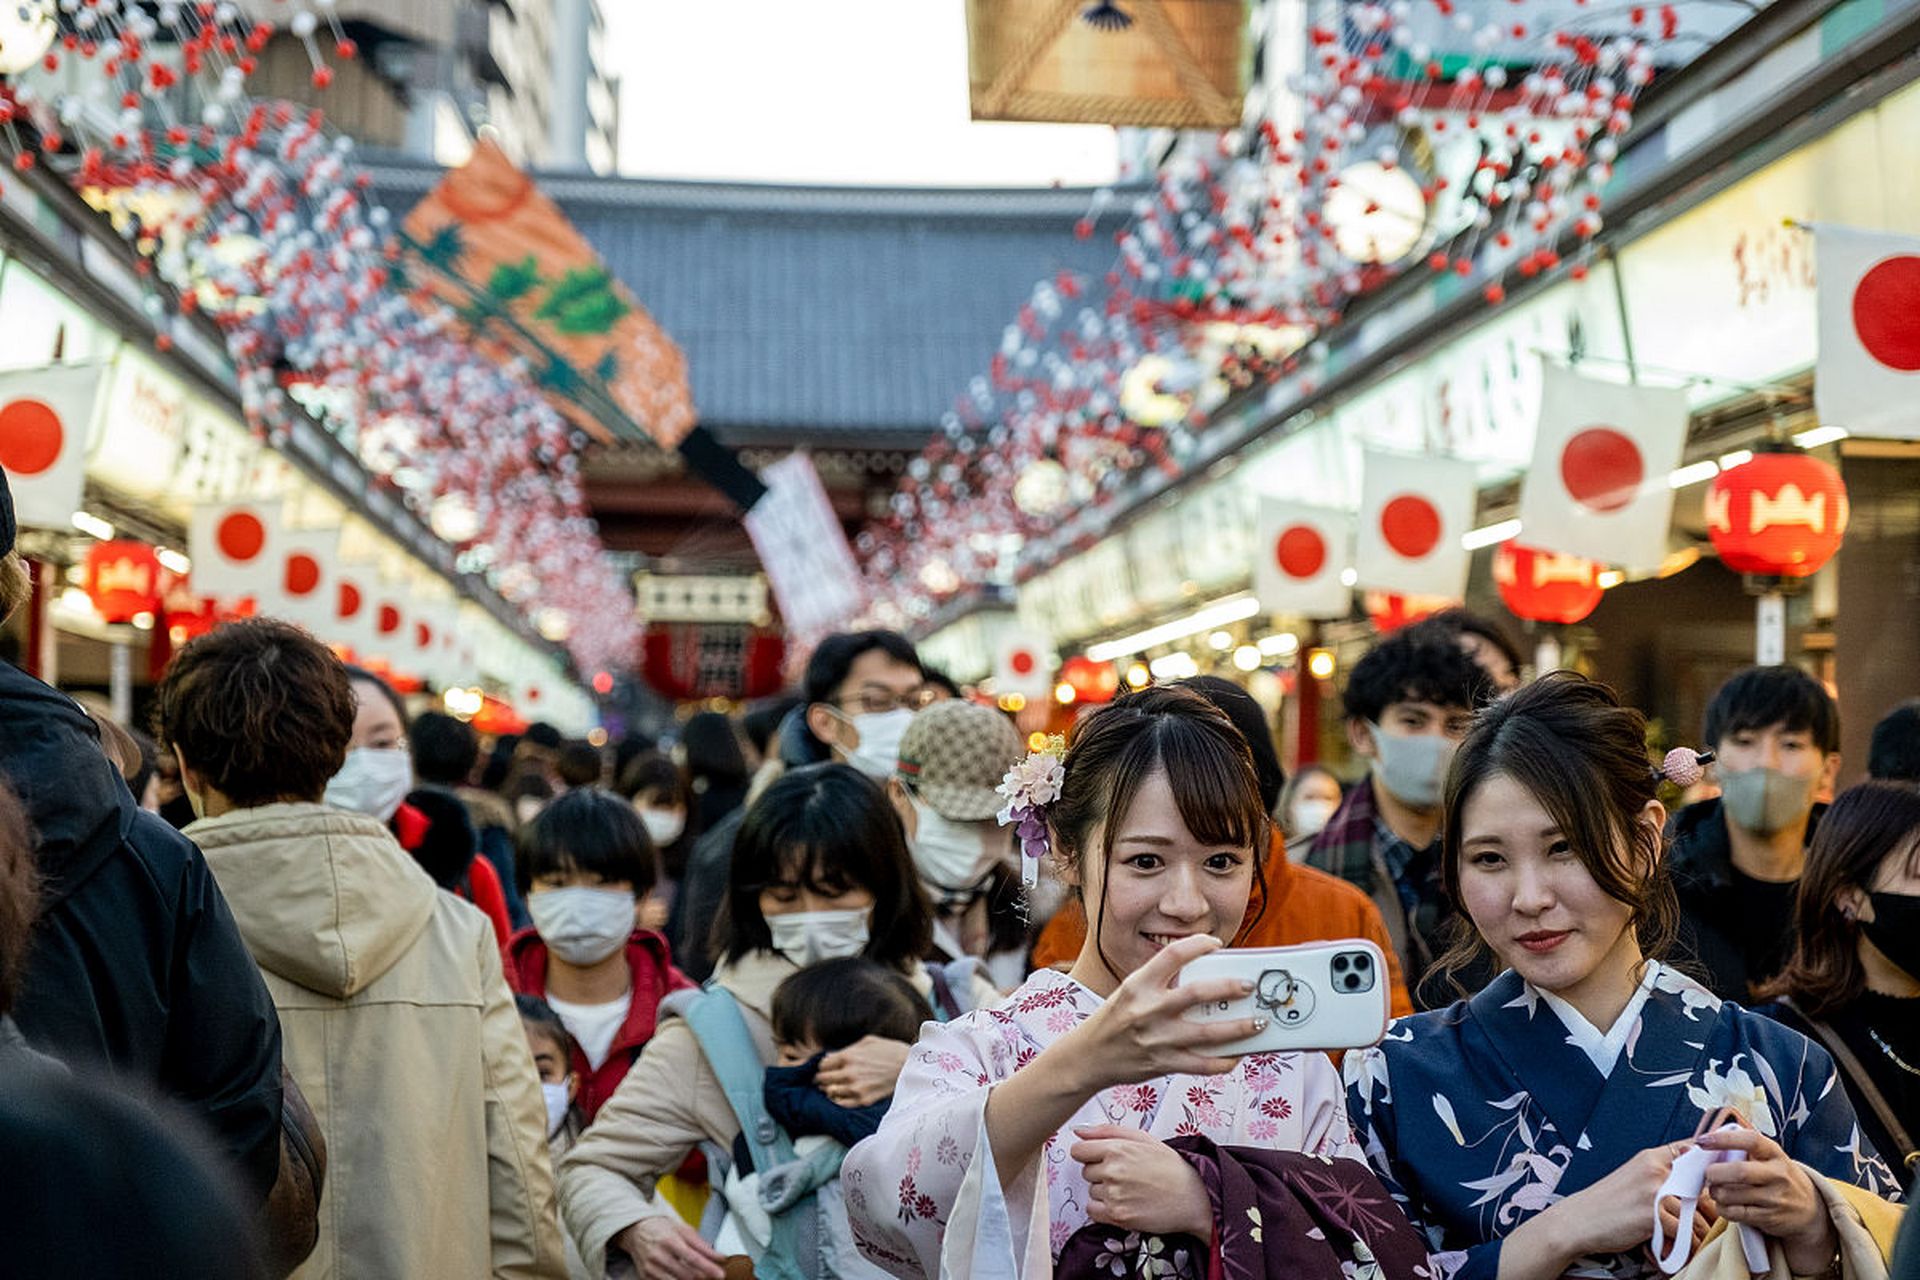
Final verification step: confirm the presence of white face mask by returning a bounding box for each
[837,708,915,780]
[636,806,685,847]
[323,747,414,823]
[541,1082,571,1139]
[766,907,871,965]
[528,886,636,966]
[909,797,1001,906]
[1367,724,1459,812]
[1289,797,1340,839]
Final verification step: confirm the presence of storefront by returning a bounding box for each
[967,73,1920,779]
[0,212,595,735]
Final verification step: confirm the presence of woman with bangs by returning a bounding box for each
[1344,674,1897,1280]
[844,685,1365,1279]
[557,762,994,1279]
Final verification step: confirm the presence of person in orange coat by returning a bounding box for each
[1030,677,1413,1019]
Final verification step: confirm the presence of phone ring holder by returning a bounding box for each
[1254,969,1316,1026]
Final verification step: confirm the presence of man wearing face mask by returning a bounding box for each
[1669,665,1842,1001]
[158,619,568,1279]
[1306,630,1488,1008]
[887,700,1026,984]
[672,630,927,981]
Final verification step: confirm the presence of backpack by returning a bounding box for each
[676,986,843,1280]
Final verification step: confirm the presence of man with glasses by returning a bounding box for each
[1306,629,1490,1007]
[673,630,926,979]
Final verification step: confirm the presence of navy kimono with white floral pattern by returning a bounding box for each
[1343,963,1901,1280]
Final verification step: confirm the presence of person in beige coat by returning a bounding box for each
[158,618,568,1280]
[560,763,996,1279]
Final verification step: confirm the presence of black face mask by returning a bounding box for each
[1863,891,1920,980]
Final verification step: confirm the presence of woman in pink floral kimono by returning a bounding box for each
[844,685,1365,1279]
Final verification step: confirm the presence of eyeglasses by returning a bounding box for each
[835,686,941,716]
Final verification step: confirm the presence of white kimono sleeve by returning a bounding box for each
[843,1011,1052,1280]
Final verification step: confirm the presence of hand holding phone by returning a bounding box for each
[1177,941,1391,1055]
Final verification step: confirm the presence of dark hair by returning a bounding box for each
[616,751,686,806]
[0,779,38,1015]
[742,696,803,758]
[1178,676,1286,813]
[158,619,357,808]
[516,787,656,898]
[404,786,479,890]
[514,992,578,1064]
[1436,672,1678,994]
[411,711,480,787]
[1411,608,1524,687]
[1702,665,1839,754]
[716,763,933,967]
[1343,628,1489,725]
[921,668,962,700]
[1868,701,1920,783]
[524,722,564,751]
[125,727,160,806]
[556,741,604,789]
[681,712,749,785]
[341,665,409,730]
[480,734,520,792]
[1048,685,1270,984]
[770,957,933,1051]
[1763,782,1920,1017]
[801,630,922,705]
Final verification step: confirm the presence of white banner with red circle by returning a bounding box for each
[188,500,284,601]
[263,527,341,632]
[1814,225,1920,440]
[0,363,103,531]
[1517,362,1689,572]
[994,630,1056,699]
[1354,450,1476,599]
[1253,498,1352,619]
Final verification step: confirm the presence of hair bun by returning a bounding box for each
[1659,747,1715,788]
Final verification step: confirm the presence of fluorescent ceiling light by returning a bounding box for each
[1791,425,1848,449]
[1087,595,1261,663]
[1461,519,1522,550]
[1668,461,1720,489]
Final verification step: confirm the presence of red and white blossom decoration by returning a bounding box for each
[0,2,634,674]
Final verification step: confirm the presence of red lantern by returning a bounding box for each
[1706,449,1849,577]
[1364,592,1452,633]
[1059,655,1119,705]
[642,623,786,701]
[1493,543,1605,625]
[83,541,163,623]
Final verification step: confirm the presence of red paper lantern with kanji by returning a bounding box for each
[1364,592,1452,633]
[1494,543,1605,625]
[1059,655,1120,705]
[83,541,163,624]
[1705,450,1849,578]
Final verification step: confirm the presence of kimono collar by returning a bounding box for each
[1534,961,1662,1077]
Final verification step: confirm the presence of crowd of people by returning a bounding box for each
[1,463,1918,1280]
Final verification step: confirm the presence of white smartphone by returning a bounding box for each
[1177,941,1392,1056]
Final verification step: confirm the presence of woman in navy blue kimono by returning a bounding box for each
[1345,673,1898,1280]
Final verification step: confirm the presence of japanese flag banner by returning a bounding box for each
[1814,225,1920,440]
[189,501,284,601]
[0,364,102,529]
[1517,362,1689,572]
[266,527,340,631]
[327,560,380,658]
[403,600,455,686]
[1355,450,1477,599]
[361,588,409,667]
[994,631,1055,699]
[1253,499,1352,618]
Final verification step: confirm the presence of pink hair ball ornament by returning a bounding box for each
[1659,747,1716,788]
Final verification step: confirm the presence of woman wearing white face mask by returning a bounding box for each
[330,668,417,824]
[557,763,960,1280]
[504,788,693,1125]
[888,700,1028,996]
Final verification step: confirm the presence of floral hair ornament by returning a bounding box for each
[997,734,1067,888]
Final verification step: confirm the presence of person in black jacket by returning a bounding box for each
[1667,665,1841,1001]
[0,468,292,1218]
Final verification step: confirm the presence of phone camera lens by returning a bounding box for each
[1332,956,1349,972]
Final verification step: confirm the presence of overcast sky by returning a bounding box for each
[602,0,1122,186]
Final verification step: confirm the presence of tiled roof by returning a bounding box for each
[363,164,1132,446]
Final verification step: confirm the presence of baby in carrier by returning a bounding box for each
[712,957,932,1279]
